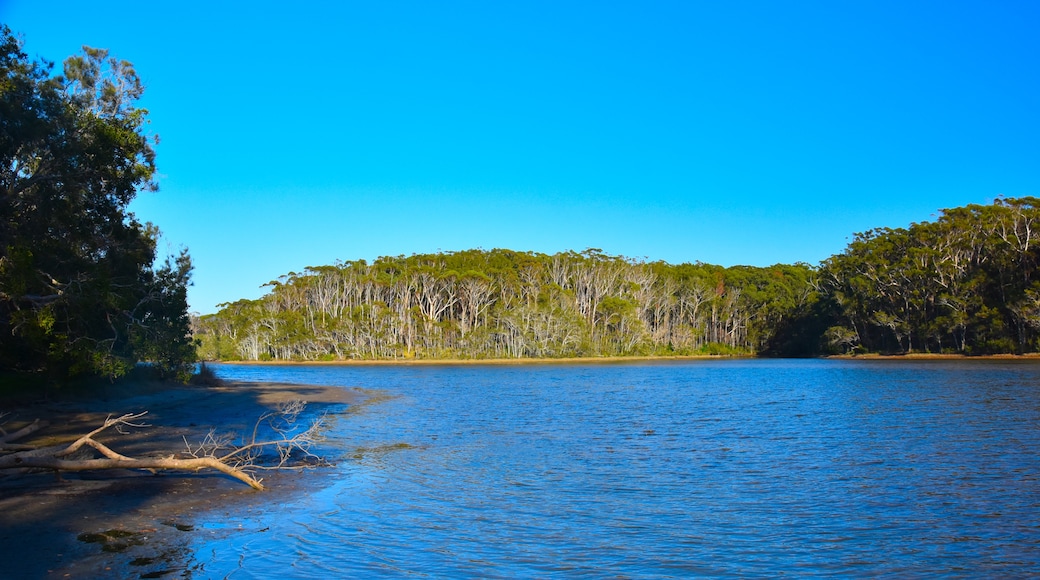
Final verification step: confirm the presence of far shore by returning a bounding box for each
[211,354,736,366]
[827,352,1040,360]
[210,352,1040,366]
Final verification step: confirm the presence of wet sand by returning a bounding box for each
[0,379,367,578]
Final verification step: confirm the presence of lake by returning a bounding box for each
[194,359,1040,577]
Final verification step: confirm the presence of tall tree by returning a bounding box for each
[820,197,1040,354]
[195,248,818,361]
[0,27,194,379]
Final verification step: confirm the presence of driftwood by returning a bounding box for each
[0,418,50,451]
[0,401,327,490]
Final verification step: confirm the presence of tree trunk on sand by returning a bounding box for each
[0,403,327,491]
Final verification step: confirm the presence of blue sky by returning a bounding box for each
[3,1,1038,314]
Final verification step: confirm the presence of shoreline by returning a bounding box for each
[6,353,1040,575]
[211,352,1040,365]
[826,352,1040,360]
[215,354,742,366]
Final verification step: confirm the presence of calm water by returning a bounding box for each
[194,359,1040,577]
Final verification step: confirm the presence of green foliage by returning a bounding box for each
[194,197,1040,360]
[0,26,194,380]
[194,249,818,361]
[698,342,747,356]
[820,196,1040,354]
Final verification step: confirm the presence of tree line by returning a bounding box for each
[195,197,1040,362]
[194,250,818,361]
[821,196,1040,355]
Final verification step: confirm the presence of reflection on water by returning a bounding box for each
[195,360,1040,577]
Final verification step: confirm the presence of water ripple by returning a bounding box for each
[198,359,1040,577]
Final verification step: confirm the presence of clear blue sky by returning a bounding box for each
[3,1,1038,314]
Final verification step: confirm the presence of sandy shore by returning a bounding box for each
[0,379,368,578]
[216,352,1040,366]
[826,352,1040,360]
[221,354,732,366]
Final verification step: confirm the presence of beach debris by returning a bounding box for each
[0,401,328,490]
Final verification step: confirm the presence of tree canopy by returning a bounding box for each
[820,196,1040,355]
[0,26,194,380]
[194,249,819,361]
[195,197,1040,362]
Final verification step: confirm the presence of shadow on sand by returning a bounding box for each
[0,379,365,578]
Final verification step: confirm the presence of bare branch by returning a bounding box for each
[0,418,50,446]
[0,402,328,491]
[56,412,148,458]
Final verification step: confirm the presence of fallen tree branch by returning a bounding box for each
[0,453,265,489]
[55,412,149,461]
[0,402,328,490]
[182,400,329,475]
[0,418,50,451]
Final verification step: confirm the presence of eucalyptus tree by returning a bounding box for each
[821,197,1040,354]
[196,248,821,361]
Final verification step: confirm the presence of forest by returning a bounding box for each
[195,251,817,361]
[821,196,1040,355]
[193,195,1040,361]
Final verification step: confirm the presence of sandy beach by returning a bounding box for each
[220,354,732,366]
[217,351,1040,366]
[0,378,368,578]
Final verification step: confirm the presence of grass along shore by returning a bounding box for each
[212,354,743,366]
[213,352,1040,365]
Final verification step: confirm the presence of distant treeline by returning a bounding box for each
[194,197,1040,361]
[196,250,817,360]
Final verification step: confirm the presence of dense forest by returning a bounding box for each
[0,27,195,380]
[194,251,817,361]
[822,196,1040,355]
[194,197,1040,361]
